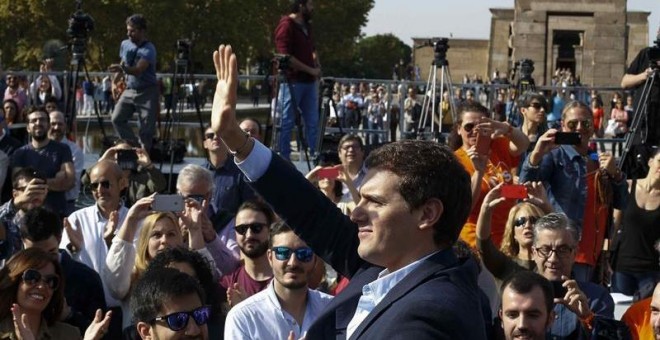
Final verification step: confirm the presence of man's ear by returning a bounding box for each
[137,322,152,340]
[418,198,443,232]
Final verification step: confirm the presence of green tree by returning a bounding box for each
[354,34,411,79]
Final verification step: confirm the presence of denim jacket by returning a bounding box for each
[519,145,628,235]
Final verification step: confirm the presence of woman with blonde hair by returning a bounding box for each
[104,195,214,329]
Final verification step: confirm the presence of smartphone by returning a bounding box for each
[501,185,528,199]
[476,132,491,156]
[117,149,138,171]
[152,194,184,212]
[551,280,568,299]
[317,167,340,180]
[554,132,581,145]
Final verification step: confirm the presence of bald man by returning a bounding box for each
[49,111,84,215]
[60,160,129,310]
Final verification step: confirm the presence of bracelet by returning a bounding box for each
[228,133,251,156]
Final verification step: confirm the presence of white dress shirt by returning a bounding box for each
[59,204,128,307]
[224,281,333,339]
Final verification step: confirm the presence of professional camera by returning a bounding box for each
[416,38,450,66]
[648,33,660,66]
[320,77,335,98]
[274,53,291,71]
[66,0,94,60]
[176,39,192,61]
[517,59,535,80]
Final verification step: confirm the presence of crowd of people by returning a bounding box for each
[0,3,659,339]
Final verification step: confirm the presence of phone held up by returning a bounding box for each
[317,167,340,180]
[152,194,184,212]
[476,132,491,156]
[554,132,581,145]
[501,184,528,199]
[117,149,138,171]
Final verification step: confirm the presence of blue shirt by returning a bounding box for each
[119,39,157,90]
[203,158,256,217]
[519,145,628,235]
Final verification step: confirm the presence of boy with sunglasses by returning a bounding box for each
[520,101,628,283]
[132,268,210,340]
[225,221,332,339]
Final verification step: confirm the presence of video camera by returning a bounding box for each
[417,38,450,66]
[320,77,335,98]
[66,0,94,60]
[176,39,192,61]
[273,53,291,71]
[648,33,660,66]
[515,59,535,81]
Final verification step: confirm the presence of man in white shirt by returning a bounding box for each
[49,110,84,215]
[60,159,129,308]
[225,221,332,339]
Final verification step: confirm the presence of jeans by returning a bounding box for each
[367,115,383,145]
[612,271,660,296]
[277,81,319,160]
[111,86,159,152]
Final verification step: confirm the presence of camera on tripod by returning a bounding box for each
[648,35,660,68]
[418,38,450,66]
[274,53,291,71]
[176,39,192,62]
[66,0,94,60]
[515,59,535,81]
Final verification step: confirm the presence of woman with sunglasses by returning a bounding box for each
[103,195,214,329]
[476,182,550,288]
[305,152,359,216]
[452,102,530,248]
[0,248,111,340]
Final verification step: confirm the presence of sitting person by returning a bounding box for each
[0,248,111,340]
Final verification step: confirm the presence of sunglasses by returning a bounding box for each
[565,119,592,130]
[271,246,314,263]
[90,180,111,191]
[514,216,538,227]
[204,132,216,140]
[152,305,210,332]
[22,269,59,290]
[234,222,267,236]
[529,102,544,110]
[461,123,476,133]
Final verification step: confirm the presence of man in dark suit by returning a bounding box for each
[19,207,107,335]
[209,44,487,339]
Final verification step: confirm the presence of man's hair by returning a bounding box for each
[533,213,580,247]
[365,140,471,246]
[19,207,63,242]
[561,100,592,122]
[337,134,364,153]
[239,117,262,136]
[26,106,48,117]
[176,164,215,195]
[237,199,276,227]
[269,220,292,247]
[289,0,309,13]
[517,91,548,109]
[126,14,147,30]
[131,268,205,324]
[12,167,45,189]
[500,271,554,315]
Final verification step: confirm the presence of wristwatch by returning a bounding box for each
[66,243,79,255]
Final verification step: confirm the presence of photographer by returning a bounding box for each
[274,0,321,161]
[108,14,158,152]
[621,26,660,146]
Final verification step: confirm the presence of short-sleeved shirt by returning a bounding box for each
[119,39,157,90]
[455,137,518,247]
[11,140,72,215]
[220,265,271,298]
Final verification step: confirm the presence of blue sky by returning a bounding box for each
[363,0,659,45]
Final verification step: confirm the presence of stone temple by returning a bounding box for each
[412,0,651,87]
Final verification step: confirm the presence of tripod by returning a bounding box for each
[619,67,658,178]
[418,59,457,142]
[270,55,312,170]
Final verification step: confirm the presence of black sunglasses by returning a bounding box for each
[565,119,592,131]
[271,246,314,263]
[90,180,111,191]
[235,222,267,235]
[152,305,210,332]
[22,269,59,290]
[462,122,476,133]
[529,102,544,110]
[204,132,216,140]
[514,216,538,227]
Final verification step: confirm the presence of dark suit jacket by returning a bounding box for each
[60,250,107,333]
[252,152,487,339]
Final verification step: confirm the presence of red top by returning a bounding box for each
[274,16,316,82]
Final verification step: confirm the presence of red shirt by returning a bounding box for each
[220,265,271,298]
[274,16,316,82]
